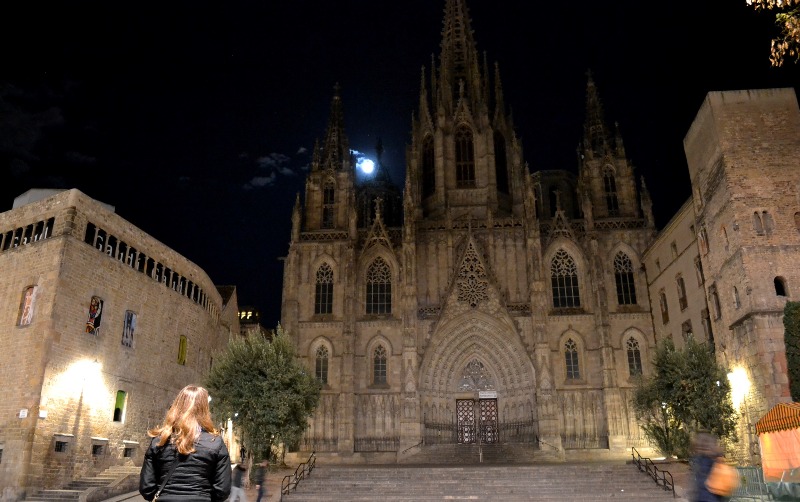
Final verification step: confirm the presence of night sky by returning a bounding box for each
[2,0,800,328]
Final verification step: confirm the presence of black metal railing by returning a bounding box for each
[631,447,676,498]
[422,419,538,445]
[297,438,337,452]
[280,451,316,501]
[354,437,399,452]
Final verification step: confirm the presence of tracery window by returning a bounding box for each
[315,345,329,384]
[627,337,643,376]
[366,257,392,314]
[494,131,508,194]
[373,345,387,385]
[659,290,669,324]
[321,182,335,229]
[455,126,475,188]
[314,263,334,315]
[422,135,435,198]
[551,250,580,308]
[564,338,580,380]
[603,168,619,216]
[18,286,36,326]
[86,296,103,335]
[613,252,637,305]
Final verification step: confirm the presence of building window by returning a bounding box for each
[681,320,694,342]
[315,346,329,384]
[0,445,3,463]
[314,263,334,315]
[366,257,392,314]
[670,241,678,259]
[754,211,764,235]
[701,308,713,341]
[54,441,69,453]
[699,227,709,255]
[177,335,187,365]
[676,275,688,311]
[655,259,661,273]
[92,444,104,456]
[422,135,435,198]
[565,338,580,380]
[373,345,387,385]
[710,285,721,320]
[694,256,704,286]
[122,311,136,347]
[86,296,104,335]
[794,212,800,233]
[613,252,637,305]
[775,277,788,297]
[721,226,729,249]
[603,168,619,216]
[321,182,335,229]
[733,287,741,309]
[18,286,36,326]
[627,337,643,376]
[455,125,475,188]
[123,447,135,458]
[659,290,669,324]
[113,390,127,422]
[551,249,580,308]
[494,131,508,194]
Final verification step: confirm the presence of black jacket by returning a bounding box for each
[139,431,231,501]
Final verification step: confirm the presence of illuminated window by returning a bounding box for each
[366,257,392,314]
[422,135,435,198]
[86,296,103,335]
[455,126,475,188]
[321,182,335,229]
[494,131,508,194]
[603,168,619,216]
[18,286,36,326]
[627,337,642,376]
[315,346,329,384]
[565,338,580,380]
[122,311,136,347]
[373,345,387,384]
[613,252,637,305]
[659,290,669,324]
[315,263,334,315]
[113,390,127,422]
[551,250,580,308]
[178,335,187,365]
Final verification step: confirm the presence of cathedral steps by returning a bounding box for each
[281,463,688,501]
[398,443,542,464]
[24,465,140,501]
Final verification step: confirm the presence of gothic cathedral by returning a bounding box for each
[281,0,657,461]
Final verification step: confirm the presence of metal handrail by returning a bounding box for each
[401,440,424,455]
[280,451,316,501]
[631,447,676,498]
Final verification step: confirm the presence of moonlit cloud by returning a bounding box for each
[256,153,290,169]
[297,147,307,155]
[278,166,295,176]
[243,173,277,190]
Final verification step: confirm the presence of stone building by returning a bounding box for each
[0,189,239,499]
[281,0,658,462]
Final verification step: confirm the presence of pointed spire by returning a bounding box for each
[311,138,321,171]
[614,121,626,156]
[439,0,483,112]
[373,138,391,184]
[493,61,505,119]
[583,70,612,157]
[321,82,350,171]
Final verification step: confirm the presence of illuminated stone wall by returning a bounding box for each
[0,189,238,499]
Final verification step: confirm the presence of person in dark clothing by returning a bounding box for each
[231,463,248,502]
[139,385,231,501]
[254,459,269,502]
[690,431,725,502]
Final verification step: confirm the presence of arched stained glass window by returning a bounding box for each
[551,250,580,308]
[603,168,619,216]
[373,345,387,384]
[614,252,637,305]
[627,337,642,376]
[366,258,392,314]
[565,338,580,380]
[321,182,335,229]
[315,263,334,315]
[455,126,475,188]
[315,345,329,384]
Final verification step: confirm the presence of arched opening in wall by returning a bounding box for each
[493,131,508,194]
[321,182,335,229]
[775,277,788,297]
[603,167,619,216]
[315,346,329,385]
[455,126,475,188]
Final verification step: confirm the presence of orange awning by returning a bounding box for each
[756,402,800,435]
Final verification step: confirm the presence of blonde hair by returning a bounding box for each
[148,385,219,455]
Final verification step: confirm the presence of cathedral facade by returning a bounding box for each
[280,0,659,462]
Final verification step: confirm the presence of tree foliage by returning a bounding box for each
[205,325,321,462]
[748,0,800,66]
[784,301,800,401]
[632,338,737,458]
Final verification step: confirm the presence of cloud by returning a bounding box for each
[297,146,308,155]
[278,166,295,176]
[256,153,290,170]
[243,173,277,190]
[64,151,96,165]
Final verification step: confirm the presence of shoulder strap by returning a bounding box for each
[154,450,181,500]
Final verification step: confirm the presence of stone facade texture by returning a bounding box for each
[0,189,239,500]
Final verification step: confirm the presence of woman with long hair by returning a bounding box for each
[139,385,231,501]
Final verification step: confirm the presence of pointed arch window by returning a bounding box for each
[455,125,475,188]
[603,167,619,216]
[366,257,392,314]
[314,263,334,315]
[626,337,642,376]
[373,345,387,385]
[659,290,669,324]
[18,286,37,326]
[422,135,435,198]
[493,131,509,194]
[321,182,335,229]
[564,338,580,380]
[709,284,721,320]
[315,346,329,384]
[614,252,637,305]
[551,250,580,308]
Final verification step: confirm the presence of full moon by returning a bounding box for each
[358,158,375,174]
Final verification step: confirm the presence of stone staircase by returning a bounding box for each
[281,462,689,501]
[25,465,140,501]
[398,443,548,464]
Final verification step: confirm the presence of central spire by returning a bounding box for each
[438,0,483,112]
[319,82,350,171]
